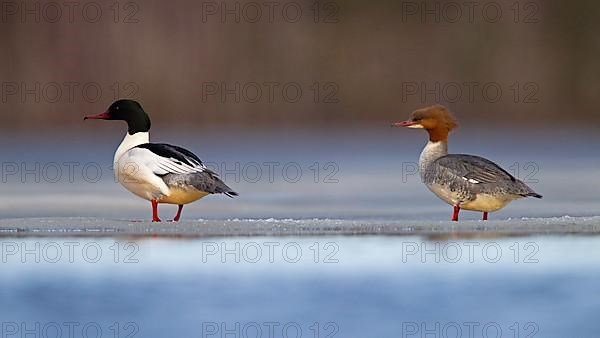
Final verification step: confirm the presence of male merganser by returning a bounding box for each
[84,99,237,222]
[392,105,541,221]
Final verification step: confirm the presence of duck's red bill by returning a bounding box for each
[84,111,110,120]
[391,121,415,127]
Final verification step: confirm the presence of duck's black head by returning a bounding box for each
[84,99,151,134]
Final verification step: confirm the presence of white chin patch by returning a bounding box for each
[407,123,424,129]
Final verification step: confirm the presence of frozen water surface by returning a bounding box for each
[0,216,599,238]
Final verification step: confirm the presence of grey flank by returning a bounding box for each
[423,154,542,203]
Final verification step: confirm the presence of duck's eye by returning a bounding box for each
[115,106,120,110]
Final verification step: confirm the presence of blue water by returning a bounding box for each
[1,236,599,338]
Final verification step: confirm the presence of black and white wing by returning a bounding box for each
[134,143,208,176]
[132,143,238,197]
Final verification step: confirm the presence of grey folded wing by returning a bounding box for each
[427,154,541,198]
[162,170,238,197]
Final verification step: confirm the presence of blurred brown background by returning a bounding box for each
[1,0,599,131]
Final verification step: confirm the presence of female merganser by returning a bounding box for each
[84,99,237,222]
[392,105,541,221]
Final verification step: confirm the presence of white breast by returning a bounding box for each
[114,132,150,176]
[115,148,170,201]
[113,132,171,202]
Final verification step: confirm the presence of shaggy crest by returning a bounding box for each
[409,105,458,141]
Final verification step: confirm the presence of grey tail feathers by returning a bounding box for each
[200,169,238,198]
[214,179,238,198]
[522,192,542,199]
[224,190,239,198]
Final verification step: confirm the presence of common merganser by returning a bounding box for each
[84,99,237,222]
[392,105,541,221]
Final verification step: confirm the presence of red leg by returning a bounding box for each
[452,205,460,221]
[172,205,184,222]
[482,212,488,221]
[151,200,161,222]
